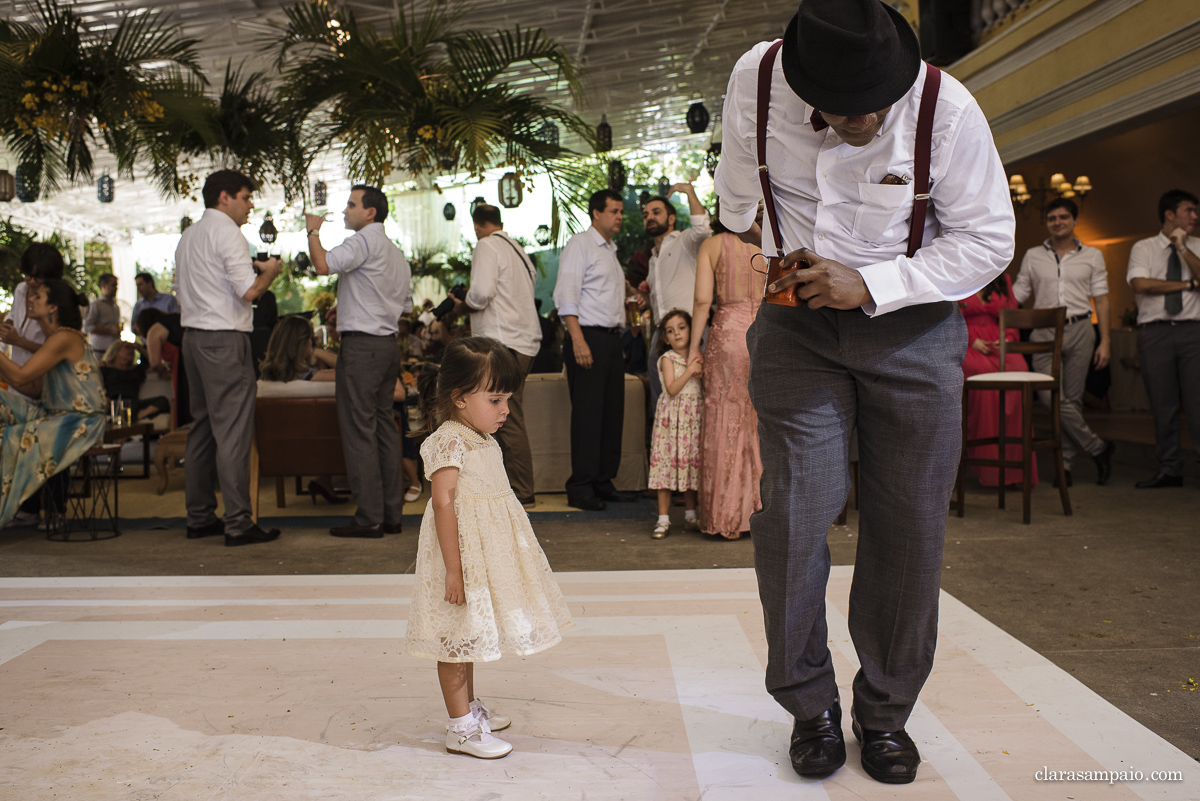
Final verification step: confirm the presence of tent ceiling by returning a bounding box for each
[0,0,789,232]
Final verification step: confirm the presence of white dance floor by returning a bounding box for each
[1,567,1195,799]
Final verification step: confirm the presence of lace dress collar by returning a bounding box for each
[444,419,493,444]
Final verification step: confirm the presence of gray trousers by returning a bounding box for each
[336,334,405,527]
[495,351,535,501]
[747,301,966,731]
[1137,321,1200,476]
[183,330,256,534]
[1033,320,1103,469]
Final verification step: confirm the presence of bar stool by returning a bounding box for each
[43,443,121,541]
[957,307,1071,525]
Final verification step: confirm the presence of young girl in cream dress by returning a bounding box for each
[404,336,572,759]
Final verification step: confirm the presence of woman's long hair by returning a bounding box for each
[416,336,522,434]
[980,273,1011,303]
[259,316,316,382]
[40,279,85,330]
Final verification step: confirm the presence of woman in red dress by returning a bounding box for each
[961,274,1037,487]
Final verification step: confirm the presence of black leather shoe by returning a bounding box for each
[1135,472,1183,489]
[597,489,638,503]
[186,520,225,539]
[851,707,920,784]
[225,525,281,547]
[567,496,606,511]
[330,522,384,538]
[788,699,846,777]
[1093,440,1115,485]
[1052,470,1072,489]
[381,522,403,534]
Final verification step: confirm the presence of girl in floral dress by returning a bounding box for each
[0,279,107,527]
[647,310,703,539]
[405,337,572,759]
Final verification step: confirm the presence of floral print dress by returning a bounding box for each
[0,331,107,526]
[648,350,702,492]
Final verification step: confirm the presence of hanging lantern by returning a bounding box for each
[443,202,456,221]
[686,102,710,134]
[705,143,722,178]
[0,169,14,203]
[638,190,651,206]
[180,216,193,233]
[596,114,612,152]
[436,142,459,172]
[536,121,559,147]
[313,179,327,206]
[259,211,278,244]
[535,224,552,247]
[15,163,38,203]
[470,196,487,214]
[657,176,671,198]
[498,172,523,209]
[607,160,627,192]
[97,173,114,203]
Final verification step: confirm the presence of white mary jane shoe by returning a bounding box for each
[471,697,511,732]
[404,484,421,503]
[445,721,512,759]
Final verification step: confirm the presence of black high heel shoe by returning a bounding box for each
[308,480,347,505]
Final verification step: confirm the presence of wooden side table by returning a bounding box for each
[155,427,189,495]
[104,421,155,479]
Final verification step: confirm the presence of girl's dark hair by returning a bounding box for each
[135,307,167,337]
[21,242,65,280]
[655,309,691,355]
[40,279,85,330]
[416,336,522,433]
[980,273,1011,303]
[711,216,729,235]
[260,316,315,382]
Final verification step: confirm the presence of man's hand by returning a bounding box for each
[670,182,692,196]
[572,336,593,369]
[304,213,326,233]
[1093,339,1111,369]
[1169,227,1189,250]
[0,321,15,344]
[766,248,873,310]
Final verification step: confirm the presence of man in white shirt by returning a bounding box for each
[455,204,541,504]
[307,186,412,538]
[1013,198,1115,486]
[640,183,710,406]
[176,169,283,547]
[715,0,1013,784]
[553,188,637,510]
[1126,188,1200,489]
[83,273,122,354]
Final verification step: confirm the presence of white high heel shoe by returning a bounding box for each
[445,720,512,759]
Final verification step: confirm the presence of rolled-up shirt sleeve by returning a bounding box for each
[715,60,763,236]
[465,240,499,311]
[221,229,257,299]
[325,234,369,275]
[685,213,712,246]
[856,101,1015,316]
[1012,251,1034,305]
[1090,252,1109,297]
[1126,240,1154,285]
[553,236,586,318]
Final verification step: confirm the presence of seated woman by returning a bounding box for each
[0,280,107,528]
[135,307,190,428]
[99,341,170,422]
[961,273,1038,487]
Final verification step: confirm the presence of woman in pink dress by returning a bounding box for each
[689,224,765,539]
[961,273,1037,487]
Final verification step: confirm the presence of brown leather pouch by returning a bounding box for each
[764,255,803,307]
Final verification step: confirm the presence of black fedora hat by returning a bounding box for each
[781,0,921,116]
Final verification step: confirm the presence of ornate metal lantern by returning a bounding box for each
[443,202,456,221]
[638,190,651,206]
[470,196,486,214]
[705,143,722,178]
[97,173,114,203]
[436,142,459,172]
[259,211,278,244]
[607,160,627,192]
[657,176,671,198]
[535,224,552,247]
[686,102,710,134]
[15,163,38,203]
[0,169,15,202]
[180,216,193,233]
[498,173,523,209]
[313,180,327,206]
[536,121,559,147]
[596,114,612,152]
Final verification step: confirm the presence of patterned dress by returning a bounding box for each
[0,331,108,526]
[648,350,702,491]
[404,420,572,663]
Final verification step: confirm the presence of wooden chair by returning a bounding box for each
[957,306,1071,524]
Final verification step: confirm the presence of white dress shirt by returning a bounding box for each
[647,214,711,323]
[175,208,257,332]
[83,296,121,353]
[465,231,542,358]
[1127,233,1200,324]
[553,226,625,328]
[716,46,1014,317]
[326,222,412,336]
[1013,239,1108,318]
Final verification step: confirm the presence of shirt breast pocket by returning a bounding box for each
[852,182,914,245]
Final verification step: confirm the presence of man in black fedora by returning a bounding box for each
[716,0,1014,785]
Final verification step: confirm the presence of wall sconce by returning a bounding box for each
[1009,172,1093,214]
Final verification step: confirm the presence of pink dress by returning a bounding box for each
[648,350,702,491]
[699,234,765,535]
[961,275,1038,487]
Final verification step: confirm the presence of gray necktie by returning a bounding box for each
[1166,247,1183,315]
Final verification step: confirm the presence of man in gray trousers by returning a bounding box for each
[715,0,1014,784]
[307,186,412,538]
[176,169,282,546]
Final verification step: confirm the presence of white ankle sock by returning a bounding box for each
[448,712,475,731]
[684,509,697,521]
[656,515,670,525]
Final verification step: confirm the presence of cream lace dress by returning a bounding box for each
[404,420,573,663]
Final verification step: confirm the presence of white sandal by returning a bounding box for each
[404,484,421,502]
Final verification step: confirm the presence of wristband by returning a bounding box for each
[307,230,319,237]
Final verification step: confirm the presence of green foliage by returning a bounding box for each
[0,215,84,307]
